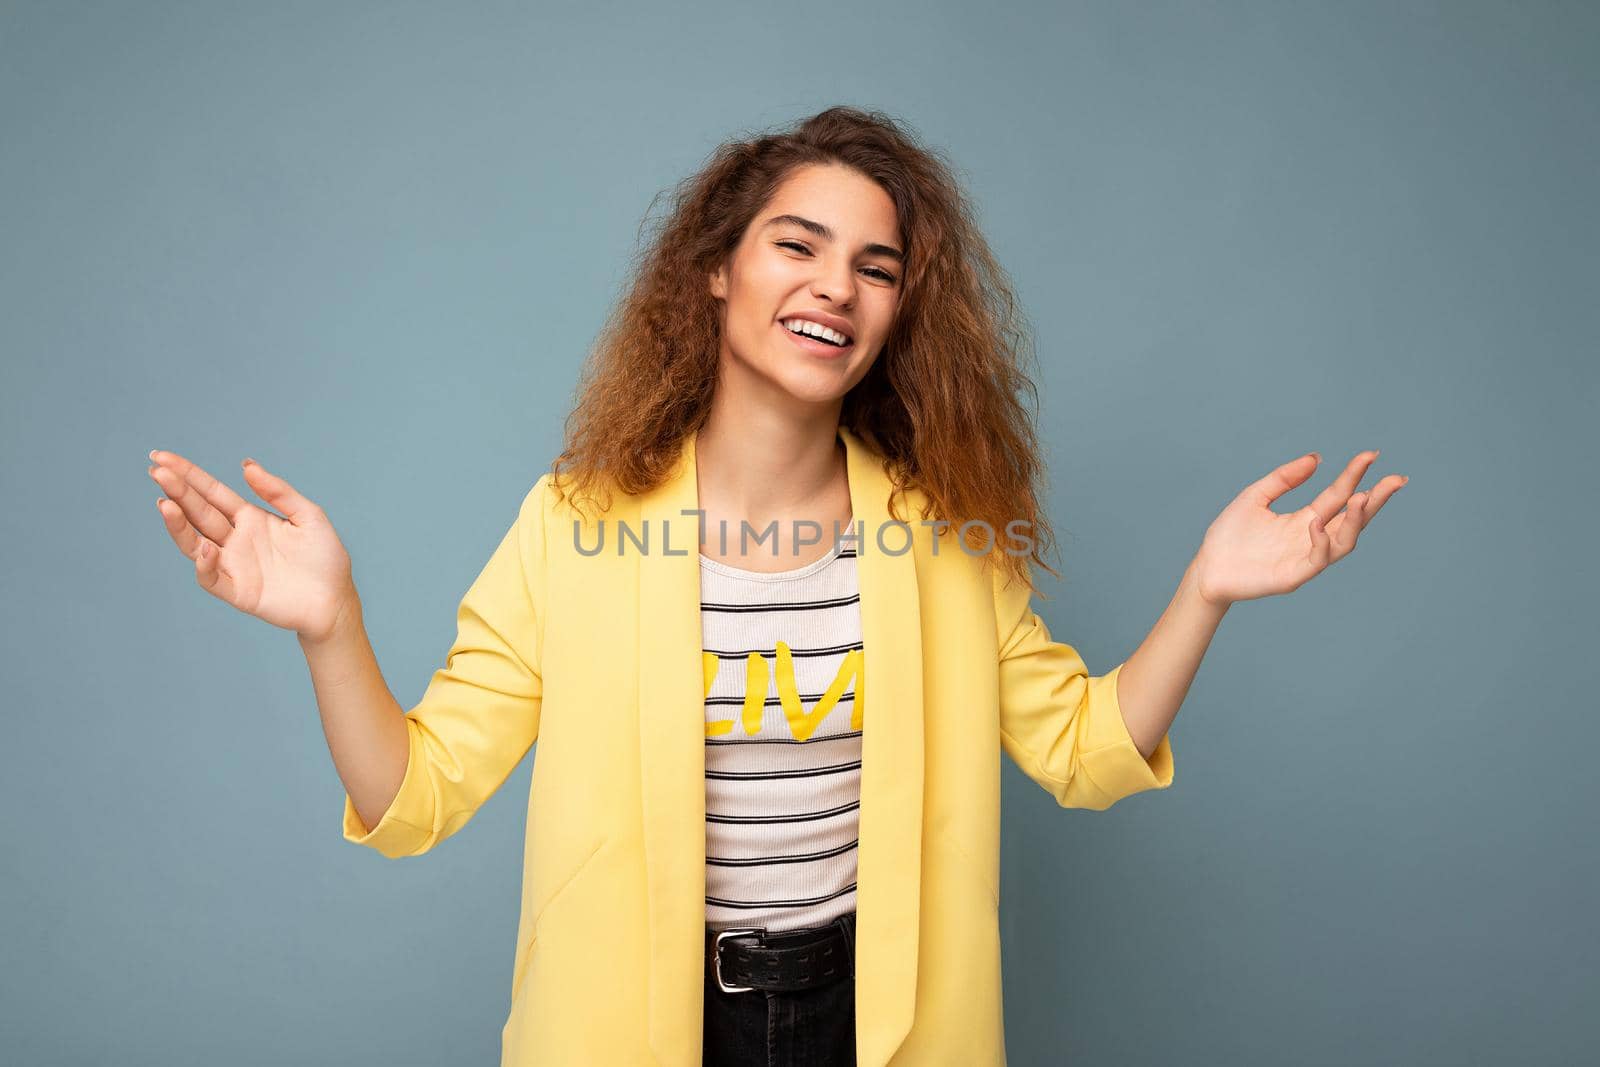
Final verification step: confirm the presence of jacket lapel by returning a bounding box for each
[636,423,926,1067]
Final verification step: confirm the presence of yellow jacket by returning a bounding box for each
[342,424,1175,1066]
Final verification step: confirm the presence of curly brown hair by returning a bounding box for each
[548,104,1060,595]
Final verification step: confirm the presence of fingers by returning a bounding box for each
[155,496,206,561]
[193,536,238,603]
[1317,469,1409,562]
[1366,474,1409,511]
[1325,491,1372,558]
[155,488,240,605]
[148,450,247,546]
[240,458,322,525]
[1307,450,1380,518]
[150,449,251,518]
[1307,508,1331,569]
[1241,452,1322,508]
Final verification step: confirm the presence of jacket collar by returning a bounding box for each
[635,423,925,1067]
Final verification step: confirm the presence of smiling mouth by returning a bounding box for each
[778,321,855,356]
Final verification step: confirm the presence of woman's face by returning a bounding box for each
[709,163,903,406]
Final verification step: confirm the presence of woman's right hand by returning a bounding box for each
[149,451,360,644]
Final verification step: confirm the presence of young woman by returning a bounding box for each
[149,106,1405,1067]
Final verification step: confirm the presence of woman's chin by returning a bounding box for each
[771,365,856,404]
[722,349,859,405]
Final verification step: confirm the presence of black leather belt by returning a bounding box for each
[705,913,856,994]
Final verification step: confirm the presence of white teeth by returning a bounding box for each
[782,318,850,346]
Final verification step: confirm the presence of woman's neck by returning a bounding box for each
[693,408,853,567]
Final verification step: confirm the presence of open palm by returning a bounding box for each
[149,451,357,642]
[1192,450,1409,607]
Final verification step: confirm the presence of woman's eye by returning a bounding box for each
[776,241,897,283]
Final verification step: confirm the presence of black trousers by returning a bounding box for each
[702,914,858,1067]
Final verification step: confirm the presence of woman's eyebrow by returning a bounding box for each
[760,213,904,262]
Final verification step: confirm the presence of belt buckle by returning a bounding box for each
[713,927,766,994]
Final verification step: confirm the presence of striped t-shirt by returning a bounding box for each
[701,534,862,934]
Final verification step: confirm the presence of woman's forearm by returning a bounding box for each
[1116,555,1229,759]
[298,596,410,833]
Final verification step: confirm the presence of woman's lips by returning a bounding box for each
[777,321,854,358]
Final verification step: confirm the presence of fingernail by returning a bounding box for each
[243,457,255,468]
[149,450,157,460]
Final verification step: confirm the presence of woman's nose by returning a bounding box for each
[810,262,857,306]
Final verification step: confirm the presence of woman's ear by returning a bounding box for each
[708,265,727,301]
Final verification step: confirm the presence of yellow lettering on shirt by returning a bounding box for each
[704,644,864,739]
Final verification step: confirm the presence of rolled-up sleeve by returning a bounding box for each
[342,476,549,858]
[993,562,1174,811]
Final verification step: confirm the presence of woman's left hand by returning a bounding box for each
[1191,450,1408,608]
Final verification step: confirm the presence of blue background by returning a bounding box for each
[2,1,1594,1063]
